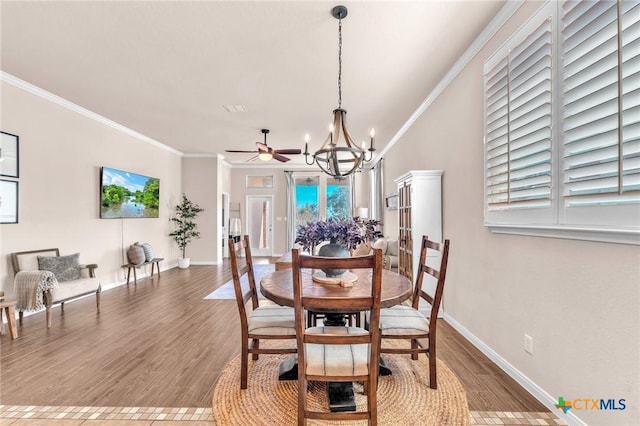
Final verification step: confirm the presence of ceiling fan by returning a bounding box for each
[225,129,301,162]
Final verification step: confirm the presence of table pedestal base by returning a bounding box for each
[278,355,298,381]
[327,383,356,412]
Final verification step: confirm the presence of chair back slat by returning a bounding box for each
[419,289,434,305]
[412,236,450,328]
[304,333,370,345]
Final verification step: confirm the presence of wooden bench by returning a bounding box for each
[122,258,163,285]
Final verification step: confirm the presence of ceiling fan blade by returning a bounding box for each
[256,142,269,152]
[225,149,259,153]
[273,153,291,162]
[274,148,302,155]
[246,155,259,162]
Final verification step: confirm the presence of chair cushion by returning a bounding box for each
[247,305,296,335]
[50,277,100,302]
[37,253,81,282]
[378,305,429,336]
[304,326,370,377]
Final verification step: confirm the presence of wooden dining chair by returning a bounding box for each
[291,248,383,425]
[228,235,297,389]
[369,235,450,389]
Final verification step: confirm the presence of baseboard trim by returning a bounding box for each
[442,312,587,426]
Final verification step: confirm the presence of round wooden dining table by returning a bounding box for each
[260,268,413,312]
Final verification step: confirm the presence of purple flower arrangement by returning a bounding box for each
[295,217,383,252]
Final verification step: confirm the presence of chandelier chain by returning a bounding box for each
[338,17,342,108]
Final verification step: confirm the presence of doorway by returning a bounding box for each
[246,195,273,256]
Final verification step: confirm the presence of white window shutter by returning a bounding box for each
[561,0,640,206]
[621,1,640,194]
[485,18,552,211]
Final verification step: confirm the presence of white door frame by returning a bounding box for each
[246,195,274,257]
[221,192,230,258]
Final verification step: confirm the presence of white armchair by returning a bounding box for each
[11,248,101,328]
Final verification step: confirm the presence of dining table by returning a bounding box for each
[260,266,412,412]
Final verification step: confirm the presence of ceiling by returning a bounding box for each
[1,1,504,167]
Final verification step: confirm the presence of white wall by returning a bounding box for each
[0,81,183,295]
[381,3,639,425]
[181,156,219,264]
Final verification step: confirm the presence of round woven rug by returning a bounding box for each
[212,342,469,425]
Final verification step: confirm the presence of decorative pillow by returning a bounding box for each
[372,238,388,254]
[127,244,146,266]
[352,242,371,256]
[387,239,399,256]
[38,253,81,282]
[141,243,155,262]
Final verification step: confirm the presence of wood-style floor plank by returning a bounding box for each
[1,260,547,413]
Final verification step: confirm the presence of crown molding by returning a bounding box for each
[1,71,183,156]
[375,0,524,164]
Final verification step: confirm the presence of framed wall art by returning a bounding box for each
[0,179,18,224]
[385,193,398,210]
[0,131,19,178]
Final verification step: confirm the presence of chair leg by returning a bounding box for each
[96,290,101,313]
[19,311,24,325]
[429,340,437,389]
[297,377,307,426]
[368,375,378,425]
[252,338,259,360]
[241,339,249,389]
[411,339,419,360]
[61,301,65,312]
[46,307,52,329]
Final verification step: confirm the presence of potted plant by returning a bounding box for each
[295,217,383,277]
[169,194,204,269]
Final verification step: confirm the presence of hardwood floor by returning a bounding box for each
[0,260,557,424]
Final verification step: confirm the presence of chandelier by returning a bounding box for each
[304,5,375,179]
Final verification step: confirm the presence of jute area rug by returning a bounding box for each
[211,341,470,425]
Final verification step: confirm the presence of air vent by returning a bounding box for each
[223,104,248,113]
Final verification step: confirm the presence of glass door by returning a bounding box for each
[246,195,273,256]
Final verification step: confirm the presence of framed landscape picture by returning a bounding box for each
[100,166,160,218]
[0,179,18,224]
[0,131,19,178]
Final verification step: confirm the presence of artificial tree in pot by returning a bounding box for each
[169,194,204,268]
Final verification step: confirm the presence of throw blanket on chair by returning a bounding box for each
[14,270,59,311]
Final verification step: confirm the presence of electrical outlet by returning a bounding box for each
[524,334,534,355]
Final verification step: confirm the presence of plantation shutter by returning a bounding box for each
[561,0,640,207]
[485,18,553,211]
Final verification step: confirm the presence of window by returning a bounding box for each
[326,177,351,219]
[294,175,354,228]
[246,175,273,188]
[295,176,319,228]
[484,0,639,244]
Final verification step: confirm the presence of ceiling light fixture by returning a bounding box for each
[304,5,375,179]
[258,151,273,161]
